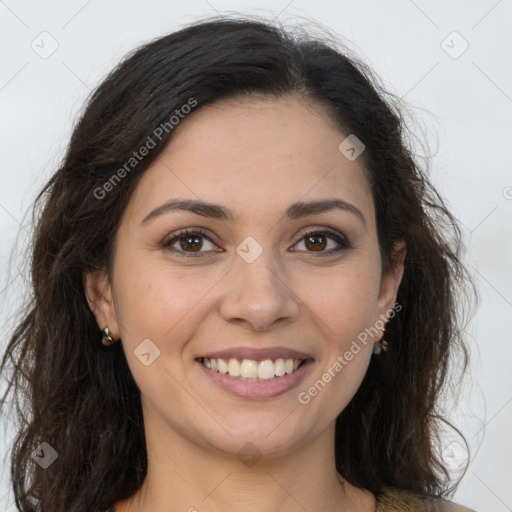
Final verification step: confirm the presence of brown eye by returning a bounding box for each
[179,234,203,252]
[304,233,328,251]
[162,228,350,258]
[162,229,218,256]
[293,230,350,255]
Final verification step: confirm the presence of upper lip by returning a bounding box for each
[197,346,314,361]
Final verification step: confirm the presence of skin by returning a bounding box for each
[85,94,405,512]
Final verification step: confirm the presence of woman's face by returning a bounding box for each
[86,94,404,459]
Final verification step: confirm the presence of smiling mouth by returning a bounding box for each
[196,357,309,381]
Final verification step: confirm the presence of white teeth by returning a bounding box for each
[240,359,258,378]
[257,359,275,380]
[274,358,285,377]
[201,357,304,380]
[217,358,228,374]
[228,358,241,376]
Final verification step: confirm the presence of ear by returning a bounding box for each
[376,239,406,325]
[83,269,120,339]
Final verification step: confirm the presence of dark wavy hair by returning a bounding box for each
[1,15,475,512]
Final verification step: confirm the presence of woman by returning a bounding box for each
[1,16,477,512]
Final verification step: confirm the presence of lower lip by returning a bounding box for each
[196,359,314,399]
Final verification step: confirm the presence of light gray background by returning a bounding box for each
[1,1,511,511]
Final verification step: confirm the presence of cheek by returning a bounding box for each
[112,259,207,410]
[299,259,382,410]
[112,254,209,359]
[301,261,381,345]
[112,258,214,380]
[296,273,378,418]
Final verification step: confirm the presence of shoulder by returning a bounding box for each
[376,487,477,512]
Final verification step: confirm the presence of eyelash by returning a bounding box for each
[161,228,351,258]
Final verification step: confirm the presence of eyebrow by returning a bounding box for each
[141,198,366,226]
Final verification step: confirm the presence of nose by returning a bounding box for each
[219,247,301,332]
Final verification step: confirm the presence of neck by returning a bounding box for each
[115,416,374,512]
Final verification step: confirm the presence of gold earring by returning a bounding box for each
[372,325,388,354]
[101,327,116,346]
[381,324,388,351]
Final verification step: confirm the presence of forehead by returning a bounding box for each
[126,95,375,226]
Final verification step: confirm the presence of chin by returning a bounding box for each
[203,415,311,458]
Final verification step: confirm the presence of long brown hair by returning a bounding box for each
[1,16,475,512]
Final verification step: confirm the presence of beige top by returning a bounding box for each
[108,488,475,512]
[110,486,477,511]
[376,487,476,511]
